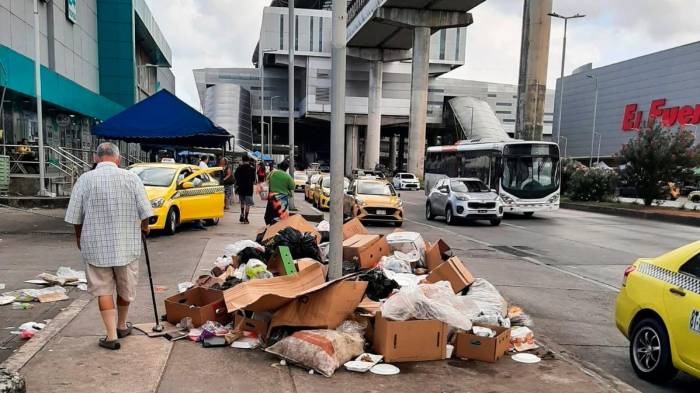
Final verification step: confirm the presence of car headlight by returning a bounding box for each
[396,199,403,208]
[355,197,365,206]
[455,195,469,201]
[151,197,165,208]
[323,190,330,197]
[500,194,514,204]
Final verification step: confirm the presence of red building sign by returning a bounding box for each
[621,99,700,131]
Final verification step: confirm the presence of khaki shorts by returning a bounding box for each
[86,260,139,302]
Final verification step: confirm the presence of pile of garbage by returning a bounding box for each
[1,267,86,309]
[158,215,540,376]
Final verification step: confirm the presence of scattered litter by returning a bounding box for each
[511,353,541,364]
[369,363,400,375]
[279,359,287,366]
[510,326,538,352]
[446,344,454,359]
[24,280,49,285]
[77,283,88,291]
[378,254,413,274]
[0,283,5,290]
[231,337,260,349]
[223,240,265,258]
[316,220,330,232]
[56,266,87,283]
[0,296,14,306]
[472,326,496,338]
[16,322,45,340]
[177,282,194,293]
[343,353,383,373]
[385,232,426,266]
[154,285,168,293]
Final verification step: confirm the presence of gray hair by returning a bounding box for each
[96,142,120,158]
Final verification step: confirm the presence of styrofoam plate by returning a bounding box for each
[511,353,541,364]
[344,361,373,372]
[370,363,400,375]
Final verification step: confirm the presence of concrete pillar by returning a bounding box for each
[388,134,398,171]
[407,27,430,179]
[365,60,383,169]
[345,124,359,176]
[398,134,406,172]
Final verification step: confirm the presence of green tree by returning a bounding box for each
[619,124,699,206]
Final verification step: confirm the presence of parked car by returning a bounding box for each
[343,178,403,226]
[312,175,350,210]
[615,241,700,383]
[689,190,700,203]
[293,171,308,192]
[304,173,322,202]
[392,172,420,190]
[426,178,503,226]
[129,163,224,235]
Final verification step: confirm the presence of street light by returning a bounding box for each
[548,12,585,146]
[586,74,599,167]
[258,48,276,155]
[270,96,282,156]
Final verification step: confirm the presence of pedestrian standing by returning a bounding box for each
[217,156,234,210]
[264,160,295,225]
[234,156,256,223]
[65,142,152,350]
[198,155,209,169]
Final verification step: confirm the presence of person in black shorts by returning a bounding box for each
[234,156,256,223]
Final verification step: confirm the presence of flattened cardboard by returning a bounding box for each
[426,256,475,293]
[454,324,511,363]
[372,312,447,362]
[342,218,368,240]
[262,214,321,244]
[223,262,326,312]
[269,280,368,331]
[234,312,271,338]
[356,296,381,316]
[343,234,390,269]
[425,239,452,271]
[165,287,230,328]
[37,292,70,303]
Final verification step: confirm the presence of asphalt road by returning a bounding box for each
[308,190,700,393]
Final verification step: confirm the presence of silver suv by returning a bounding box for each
[426,178,503,226]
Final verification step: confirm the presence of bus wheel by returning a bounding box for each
[524,212,535,217]
[426,202,434,220]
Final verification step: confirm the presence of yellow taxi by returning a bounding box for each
[312,175,350,210]
[129,163,224,235]
[615,241,700,383]
[343,178,403,226]
[304,173,323,202]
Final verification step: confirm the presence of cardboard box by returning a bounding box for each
[425,239,452,271]
[262,214,321,244]
[165,287,230,328]
[342,218,368,240]
[454,325,511,363]
[233,311,271,338]
[372,312,448,362]
[426,256,475,293]
[343,234,390,269]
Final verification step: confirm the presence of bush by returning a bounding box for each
[566,168,618,202]
[560,158,583,195]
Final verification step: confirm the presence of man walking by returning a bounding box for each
[264,160,295,225]
[234,156,256,223]
[65,142,152,350]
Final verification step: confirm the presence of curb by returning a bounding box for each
[561,202,700,226]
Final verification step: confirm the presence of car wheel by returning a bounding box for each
[204,218,219,226]
[426,202,434,220]
[524,212,535,217]
[164,208,178,236]
[394,221,403,227]
[692,195,700,203]
[490,218,501,226]
[629,317,677,383]
[445,206,456,225]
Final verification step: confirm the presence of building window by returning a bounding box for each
[454,28,461,60]
[496,110,511,114]
[319,17,323,51]
[439,29,446,60]
[487,93,497,98]
[512,95,517,99]
[503,119,515,123]
[310,17,314,52]
[544,120,553,124]
[496,102,512,106]
[295,15,299,51]
[279,14,284,50]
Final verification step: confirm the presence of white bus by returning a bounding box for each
[424,140,560,215]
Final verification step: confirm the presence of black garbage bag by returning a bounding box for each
[357,268,398,301]
[238,247,269,265]
[268,227,323,261]
[342,259,360,275]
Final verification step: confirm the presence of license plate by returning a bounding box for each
[376,209,387,215]
[478,210,488,214]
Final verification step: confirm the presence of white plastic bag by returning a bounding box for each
[464,278,508,318]
[381,281,480,330]
[214,256,232,269]
[223,240,264,258]
[316,220,330,232]
[378,255,412,274]
[385,232,426,266]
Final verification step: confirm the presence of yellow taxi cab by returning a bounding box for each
[343,178,403,226]
[304,173,323,202]
[129,163,224,235]
[312,175,350,210]
[615,241,700,383]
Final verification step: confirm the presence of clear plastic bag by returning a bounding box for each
[464,278,508,319]
[378,255,412,274]
[336,319,367,335]
[381,281,480,330]
[223,240,264,258]
[316,220,330,232]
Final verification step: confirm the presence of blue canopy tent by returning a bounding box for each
[93,90,232,148]
[249,151,273,161]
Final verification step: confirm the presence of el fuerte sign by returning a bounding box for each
[621,98,700,131]
[66,0,77,24]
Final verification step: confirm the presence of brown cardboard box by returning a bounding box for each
[454,325,511,363]
[262,214,321,244]
[426,256,475,293]
[425,239,452,271]
[165,287,230,328]
[342,234,390,269]
[233,312,271,338]
[372,312,448,362]
[342,218,368,240]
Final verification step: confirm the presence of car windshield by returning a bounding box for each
[357,182,395,196]
[130,167,178,187]
[322,177,350,188]
[400,174,415,179]
[451,180,489,193]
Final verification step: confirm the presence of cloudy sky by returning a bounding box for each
[146,0,699,110]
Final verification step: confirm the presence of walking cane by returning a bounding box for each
[142,234,164,332]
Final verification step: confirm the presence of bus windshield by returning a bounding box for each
[502,144,559,198]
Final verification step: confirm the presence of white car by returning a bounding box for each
[426,178,503,226]
[392,173,420,190]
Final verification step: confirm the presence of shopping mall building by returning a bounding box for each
[0,0,173,193]
[554,41,700,161]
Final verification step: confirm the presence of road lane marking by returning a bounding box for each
[502,222,527,230]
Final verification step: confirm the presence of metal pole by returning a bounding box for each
[259,45,265,155]
[559,136,567,158]
[33,0,47,196]
[288,0,296,211]
[588,76,598,167]
[596,133,601,164]
[328,0,346,280]
[555,18,567,144]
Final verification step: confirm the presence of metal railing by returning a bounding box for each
[347,0,370,24]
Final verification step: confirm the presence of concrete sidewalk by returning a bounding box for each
[6,200,639,393]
